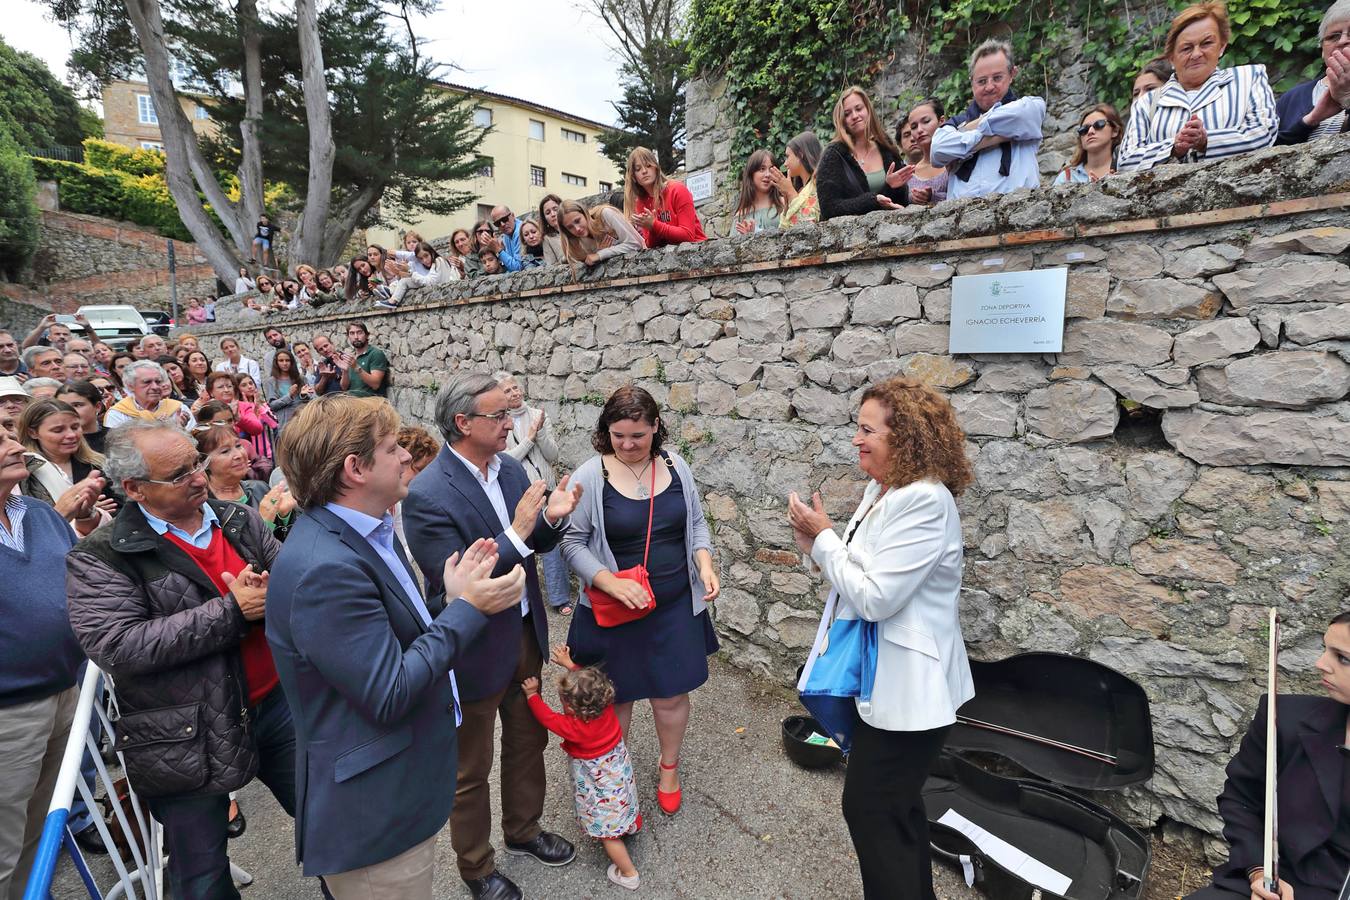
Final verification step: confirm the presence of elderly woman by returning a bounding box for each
[786,376,974,900]
[561,386,720,816]
[497,371,572,615]
[103,360,195,430]
[194,423,295,538]
[1117,2,1279,171]
[1276,0,1350,143]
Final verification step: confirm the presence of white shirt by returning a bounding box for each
[930,95,1046,199]
[103,399,197,431]
[213,356,263,385]
[447,446,533,615]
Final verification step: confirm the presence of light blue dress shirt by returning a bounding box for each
[143,502,219,549]
[447,446,535,616]
[930,95,1047,199]
[324,501,461,724]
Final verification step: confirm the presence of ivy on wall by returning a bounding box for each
[689,0,1323,175]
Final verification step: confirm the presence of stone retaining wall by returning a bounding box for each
[198,138,1350,844]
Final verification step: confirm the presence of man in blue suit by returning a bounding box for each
[404,372,583,900]
[267,394,527,899]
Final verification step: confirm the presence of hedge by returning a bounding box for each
[30,153,193,242]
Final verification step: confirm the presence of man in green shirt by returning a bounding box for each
[338,321,390,398]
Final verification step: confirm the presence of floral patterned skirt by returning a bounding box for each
[570,739,640,838]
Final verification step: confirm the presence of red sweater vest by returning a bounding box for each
[164,528,279,706]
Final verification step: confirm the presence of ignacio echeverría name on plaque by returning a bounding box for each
[948,267,1068,354]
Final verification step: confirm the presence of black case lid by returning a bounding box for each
[949,652,1155,790]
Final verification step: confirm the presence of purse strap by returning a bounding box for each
[640,455,656,569]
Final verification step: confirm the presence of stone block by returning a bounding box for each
[1089,636,1247,682]
[974,361,1049,392]
[715,588,761,635]
[1065,270,1109,318]
[1171,318,1261,367]
[1104,241,1164,279]
[761,364,804,393]
[831,328,893,367]
[1124,452,1196,520]
[1006,498,1091,563]
[1130,539,1241,585]
[735,296,789,342]
[923,288,952,323]
[1316,480,1350,523]
[705,336,741,363]
[667,382,697,412]
[1062,320,1173,366]
[1051,447,1124,490]
[893,322,950,355]
[735,388,792,420]
[897,353,975,389]
[789,292,849,329]
[852,283,921,325]
[1181,469,1278,513]
[571,349,600,373]
[1108,278,1223,320]
[1283,305,1350,344]
[1195,351,1350,408]
[1165,244,1242,279]
[679,317,723,347]
[697,380,735,415]
[1024,381,1118,442]
[972,441,1062,494]
[891,261,954,288]
[1057,565,1181,636]
[791,386,852,425]
[631,294,663,323]
[715,358,762,385]
[1095,366,1201,409]
[1162,406,1350,466]
[1213,258,1350,308]
[951,392,1018,437]
[1244,226,1350,262]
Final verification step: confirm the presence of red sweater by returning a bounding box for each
[527,694,623,760]
[633,181,706,248]
[164,529,279,706]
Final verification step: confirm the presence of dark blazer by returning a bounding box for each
[815,139,910,221]
[1206,694,1349,899]
[266,505,488,877]
[402,446,560,703]
[1275,79,1348,145]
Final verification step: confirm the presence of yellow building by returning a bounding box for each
[101,77,218,152]
[368,83,623,246]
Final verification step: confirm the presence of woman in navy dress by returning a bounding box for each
[562,386,720,815]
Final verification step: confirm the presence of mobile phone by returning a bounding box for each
[55,314,78,325]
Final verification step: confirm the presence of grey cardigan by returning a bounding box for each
[561,450,715,615]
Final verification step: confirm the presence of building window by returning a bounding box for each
[139,141,164,152]
[561,127,586,143]
[137,94,158,125]
[563,173,587,187]
[530,166,546,187]
[599,181,613,193]
[475,156,494,178]
[476,203,493,221]
[528,119,545,141]
[194,105,210,120]
[473,107,492,128]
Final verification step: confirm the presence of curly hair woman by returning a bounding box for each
[786,376,974,900]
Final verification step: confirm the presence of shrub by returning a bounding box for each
[0,125,40,278]
[29,145,193,241]
[83,138,166,177]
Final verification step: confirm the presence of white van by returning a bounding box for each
[77,305,151,351]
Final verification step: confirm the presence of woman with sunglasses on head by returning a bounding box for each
[1055,104,1124,184]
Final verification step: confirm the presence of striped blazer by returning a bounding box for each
[1117,64,1278,172]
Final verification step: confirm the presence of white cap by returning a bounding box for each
[0,376,27,401]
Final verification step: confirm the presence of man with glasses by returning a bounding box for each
[404,373,584,900]
[1276,0,1350,143]
[487,205,525,273]
[103,360,196,430]
[65,421,318,900]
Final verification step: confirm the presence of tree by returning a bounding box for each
[0,124,42,279]
[0,38,88,150]
[583,0,689,173]
[48,0,485,279]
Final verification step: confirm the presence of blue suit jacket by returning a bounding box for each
[402,446,557,702]
[266,504,487,877]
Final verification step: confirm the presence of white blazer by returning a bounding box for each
[806,478,974,732]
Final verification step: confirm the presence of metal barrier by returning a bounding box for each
[22,665,164,900]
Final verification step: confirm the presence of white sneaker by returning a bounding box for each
[607,863,640,890]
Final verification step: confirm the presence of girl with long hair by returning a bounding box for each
[816,86,912,220]
[520,220,547,268]
[772,131,823,228]
[344,257,390,303]
[1055,103,1124,184]
[623,146,707,248]
[263,349,312,430]
[538,193,565,265]
[731,149,786,235]
[17,398,114,532]
[903,98,950,205]
[557,200,645,276]
[383,241,462,308]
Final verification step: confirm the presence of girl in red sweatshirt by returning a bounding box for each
[623,146,707,249]
[524,646,642,890]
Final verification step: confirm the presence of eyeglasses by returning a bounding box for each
[492,215,512,226]
[1322,29,1346,44]
[138,456,208,487]
[465,410,510,422]
[1076,119,1111,136]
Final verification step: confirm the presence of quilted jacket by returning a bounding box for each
[66,499,281,798]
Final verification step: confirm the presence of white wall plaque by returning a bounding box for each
[948,267,1068,354]
[685,170,714,204]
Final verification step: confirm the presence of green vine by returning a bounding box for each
[688,0,1322,175]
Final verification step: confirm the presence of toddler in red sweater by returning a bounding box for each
[523,646,642,890]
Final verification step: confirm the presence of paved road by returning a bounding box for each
[54,654,980,900]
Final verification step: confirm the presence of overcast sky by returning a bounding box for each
[8,0,623,126]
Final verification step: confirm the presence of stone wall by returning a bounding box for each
[198,138,1350,845]
[0,210,217,317]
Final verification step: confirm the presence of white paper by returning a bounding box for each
[936,809,1073,896]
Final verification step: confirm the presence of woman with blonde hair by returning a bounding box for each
[731,149,786,234]
[816,86,912,220]
[623,146,707,248]
[447,227,483,278]
[557,199,645,273]
[1055,103,1125,184]
[18,398,114,534]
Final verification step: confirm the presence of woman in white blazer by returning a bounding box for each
[787,376,975,900]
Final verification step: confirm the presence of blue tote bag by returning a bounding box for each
[797,594,878,754]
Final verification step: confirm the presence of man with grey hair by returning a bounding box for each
[403,373,583,900]
[20,346,63,381]
[21,378,62,400]
[103,361,196,430]
[930,37,1046,199]
[65,420,318,900]
[1276,0,1350,142]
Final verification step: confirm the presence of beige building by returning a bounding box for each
[101,76,218,152]
[368,83,624,246]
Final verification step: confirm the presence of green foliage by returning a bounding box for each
[83,139,166,177]
[0,125,41,278]
[30,141,194,242]
[599,38,690,174]
[0,37,87,151]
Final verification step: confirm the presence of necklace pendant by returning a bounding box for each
[637,485,649,499]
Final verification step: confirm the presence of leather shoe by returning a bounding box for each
[72,823,107,855]
[463,870,522,900]
[226,805,246,839]
[504,831,576,867]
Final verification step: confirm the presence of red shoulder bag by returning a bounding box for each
[587,460,657,627]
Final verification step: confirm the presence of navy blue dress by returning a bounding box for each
[567,461,719,704]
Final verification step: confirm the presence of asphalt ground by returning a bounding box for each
[52,652,982,900]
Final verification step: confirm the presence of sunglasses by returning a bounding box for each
[492,215,512,226]
[1077,119,1111,136]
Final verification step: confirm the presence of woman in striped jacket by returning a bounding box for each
[1117,2,1278,172]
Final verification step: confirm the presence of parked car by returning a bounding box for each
[139,309,174,337]
[76,305,150,352]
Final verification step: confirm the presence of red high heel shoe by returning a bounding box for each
[657,759,681,815]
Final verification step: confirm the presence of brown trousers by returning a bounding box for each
[451,622,547,881]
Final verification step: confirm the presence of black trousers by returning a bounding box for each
[842,720,951,900]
